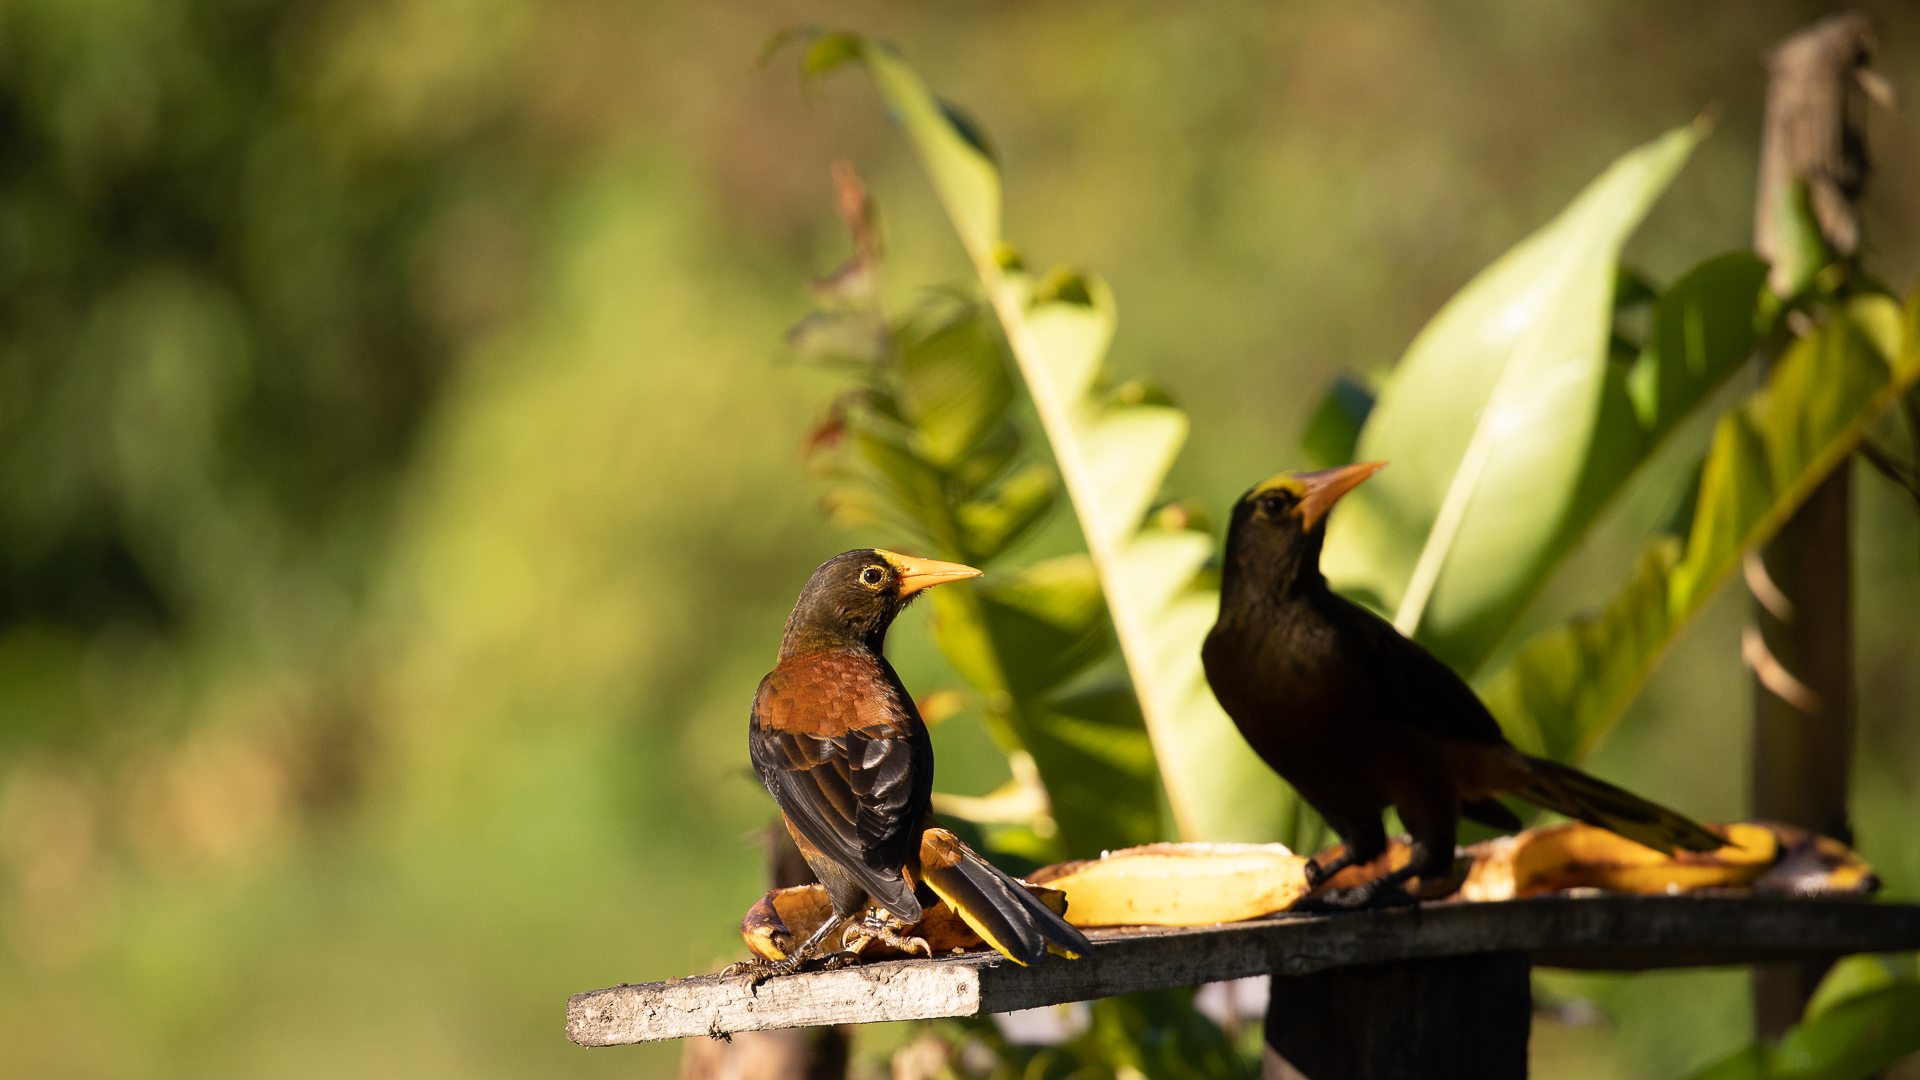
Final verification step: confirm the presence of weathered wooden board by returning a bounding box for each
[566,896,1920,1046]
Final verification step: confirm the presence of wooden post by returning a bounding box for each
[1747,11,1877,1041]
[1263,953,1530,1080]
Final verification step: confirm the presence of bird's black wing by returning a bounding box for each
[1323,592,1510,746]
[748,652,931,919]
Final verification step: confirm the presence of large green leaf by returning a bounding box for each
[1483,291,1920,759]
[827,34,1302,844]
[1321,127,1704,672]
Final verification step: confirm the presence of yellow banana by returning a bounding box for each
[1028,842,1310,927]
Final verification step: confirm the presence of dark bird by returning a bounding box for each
[1202,463,1724,907]
[745,549,1094,974]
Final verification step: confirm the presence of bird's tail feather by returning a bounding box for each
[1516,755,1723,855]
[915,827,1094,966]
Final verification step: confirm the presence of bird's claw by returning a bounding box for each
[841,908,934,959]
[722,956,791,987]
[725,935,842,985]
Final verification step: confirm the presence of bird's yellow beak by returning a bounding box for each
[1295,461,1387,531]
[876,551,984,596]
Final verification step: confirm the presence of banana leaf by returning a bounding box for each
[801,244,1162,859]
[815,32,1305,844]
[1320,126,1720,675]
[1482,291,1920,759]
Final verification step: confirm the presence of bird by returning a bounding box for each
[1201,462,1724,907]
[743,548,1094,976]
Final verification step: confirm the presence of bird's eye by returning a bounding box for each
[1261,496,1285,515]
[861,566,886,587]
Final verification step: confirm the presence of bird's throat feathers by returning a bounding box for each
[778,583,920,659]
[1220,503,1329,614]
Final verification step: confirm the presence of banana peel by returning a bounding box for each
[739,881,1069,962]
[1026,843,1310,927]
[1749,821,1880,897]
[1459,822,1780,901]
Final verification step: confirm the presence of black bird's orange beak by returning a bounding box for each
[878,551,984,596]
[1296,461,1387,531]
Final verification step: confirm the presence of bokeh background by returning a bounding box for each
[1,1,1917,1077]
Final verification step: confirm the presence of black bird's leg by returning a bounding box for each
[840,906,933,959]
[1302,813,1387,891]
[724,913,848,984]
[1341,863,1423,909]
[1296,815,1404,910]
[1303,849,1362,889]
[1327,797,1458,910]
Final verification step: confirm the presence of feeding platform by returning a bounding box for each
[568,895,1920,1056]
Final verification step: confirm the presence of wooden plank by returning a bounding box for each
[566,897,1920,1046]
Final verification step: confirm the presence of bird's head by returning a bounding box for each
[1223,461,1386,596]
[781,549,982,654]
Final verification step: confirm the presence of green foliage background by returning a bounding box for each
[0,2,1918,1078]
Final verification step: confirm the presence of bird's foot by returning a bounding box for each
[1295,874,1423,912]
[723,954,804,988]
[841,908,934,959]
[1303,857,1329,890]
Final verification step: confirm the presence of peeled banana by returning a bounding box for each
[1026,843,1310,927]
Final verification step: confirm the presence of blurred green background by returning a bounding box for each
[0,1,1917,1077]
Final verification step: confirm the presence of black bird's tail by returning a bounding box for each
[1516,755,1724,855]
[915,827,1094,966]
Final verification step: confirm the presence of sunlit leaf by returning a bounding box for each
[1641,254,1772,441]
[1804,954,1918,1020]
[956,462,1055,562]
[845,36,1302,844]
[925,558,1161,858]
[976,556,1111,699]
[898,306,1014,466]
[1323,125,1701,668]
[1772,983,1920,1079]
[1681,955,1920,1080]
[1483,292,1920,758]
[1765,179,1833,300]
[858,43,1000,258]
